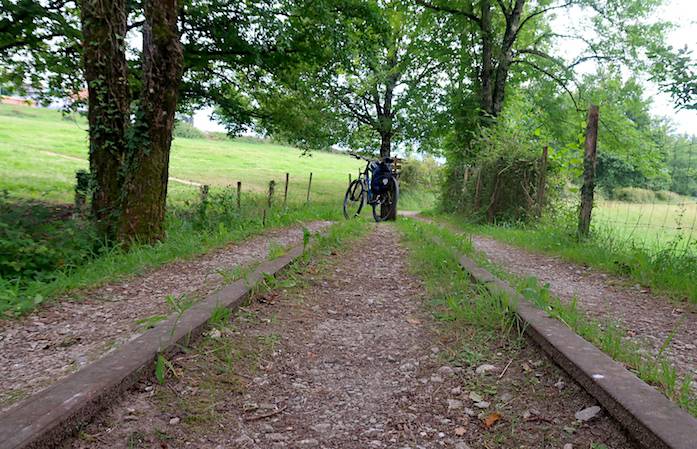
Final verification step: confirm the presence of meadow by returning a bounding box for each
[593,199,697,253]
[0,103,364,204]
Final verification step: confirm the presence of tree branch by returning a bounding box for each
[517,1,576,36]
[512,58,579,111]
[414,0,481,26]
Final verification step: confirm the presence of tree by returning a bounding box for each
[416,0,669,123]
[79,0,183,243]
[3,0,325,243]
[80,0,130,239]
[255,1,445,160]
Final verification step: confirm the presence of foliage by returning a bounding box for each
[398,157,442,193]
[609,187,686,203]
[255,1,446,156]
[0,194,99,281]
[650,45,697,110]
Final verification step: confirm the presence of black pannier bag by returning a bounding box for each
[371,161,391,194]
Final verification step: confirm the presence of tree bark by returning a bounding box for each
[379,131,392,158]
[118,0,183,243]
[479,0,494,119]
[491,0,525,117]
[80,0,129,240]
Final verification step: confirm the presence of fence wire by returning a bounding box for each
[591,137,697,255]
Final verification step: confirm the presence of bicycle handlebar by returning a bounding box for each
[349,152,372,162]
[349,152,394,165]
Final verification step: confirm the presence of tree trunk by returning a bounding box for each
[491,0,525,117]
[578,104,599,238]
[479,0,494,119]
[80,0,129,240]
[118,0,183,243]
[379,131,392,158]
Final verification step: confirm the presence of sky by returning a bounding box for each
[195,0,697,136]
[648,0,697,135]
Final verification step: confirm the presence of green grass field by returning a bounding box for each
[0,103,365,204]
[594,199,697,253]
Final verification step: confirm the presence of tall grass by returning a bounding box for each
[434,209,697,305]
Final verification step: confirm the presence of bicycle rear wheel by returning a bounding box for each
[372,176,399,222]
[343,179,365,219]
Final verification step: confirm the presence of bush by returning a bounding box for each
[399,157,442,193]
[173,120,206,139]
[611,187,687,204]
[0,197,99,282]
[612,187,655,203]
[654,190,683,203]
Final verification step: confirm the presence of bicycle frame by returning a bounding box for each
[358,160,377,204]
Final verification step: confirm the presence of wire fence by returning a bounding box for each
[590,138,697,255]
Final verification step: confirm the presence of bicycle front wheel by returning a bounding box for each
[343,179,365,219]
[372,176,399,222]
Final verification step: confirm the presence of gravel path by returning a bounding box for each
[472,235,697,384]
[65,225,636,449]
[0,221,331,412]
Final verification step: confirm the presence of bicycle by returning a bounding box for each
[343,153,399,222]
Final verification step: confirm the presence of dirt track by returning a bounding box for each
[65,225,636,449]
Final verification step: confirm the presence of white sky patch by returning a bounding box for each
[551,0,697,135]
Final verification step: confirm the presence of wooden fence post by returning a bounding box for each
[268,180,276,208]
[236,181,241,210]
[283,173,289,207]
[536,146,549,217]
[306,172,313,203]
[578,104,599,238]
[473,168,482,211]
[200,184,209,203]
[463,166,470,194]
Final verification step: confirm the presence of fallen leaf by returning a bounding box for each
[482,412,502,429]
[406,318,421,325]
[454,426,466,436]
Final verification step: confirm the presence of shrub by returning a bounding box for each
[612,187,656,203]
[173,120,206,139]
[654,190,683,203]
[0,197,99,282]
[399,157,442,193]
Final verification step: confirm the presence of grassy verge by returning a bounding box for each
[431,212,697,305]
[0,197,344,318]
[404,217,697,418]
[398,190,438,211]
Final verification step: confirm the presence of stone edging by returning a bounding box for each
[0,244,306,449]
[455,249,697,449]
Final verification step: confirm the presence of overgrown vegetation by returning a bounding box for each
[0,191,342,318]
[397,219,521,339]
